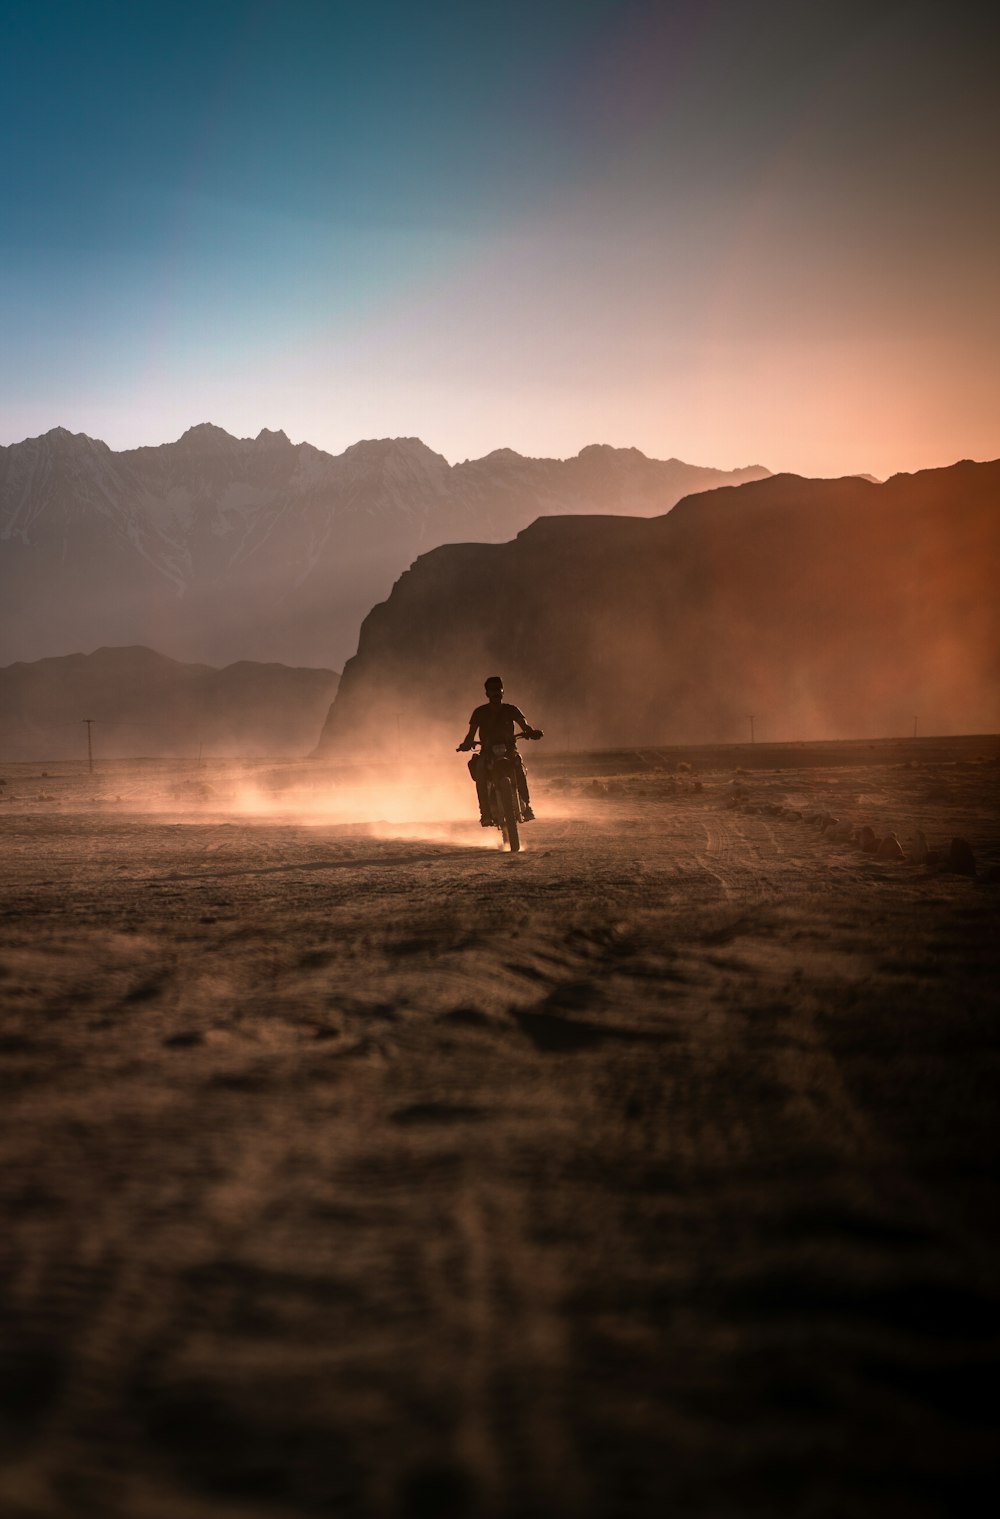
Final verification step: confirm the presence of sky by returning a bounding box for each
[2,0,998,479]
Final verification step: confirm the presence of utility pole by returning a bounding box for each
[83,718,95,773]
[748,714,755,744]
[913,715,918,739]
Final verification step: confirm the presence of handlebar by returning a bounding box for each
[457,730,542,752]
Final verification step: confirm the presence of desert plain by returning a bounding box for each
[1,735,998,1518]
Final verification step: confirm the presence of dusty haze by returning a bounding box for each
[319,461,1000,757]
[0,426,767,671]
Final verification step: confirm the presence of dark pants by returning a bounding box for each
[468,753,530,816]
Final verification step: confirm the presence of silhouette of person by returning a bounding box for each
[457,676,541,826]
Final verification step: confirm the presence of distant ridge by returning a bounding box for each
[0,425,769,670]
[317,458,1000,752]
[0,646,338,761]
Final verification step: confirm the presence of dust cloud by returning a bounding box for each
[319,465,1000,758]
[231,765,501,850]
[225,753,594,852]
[0,749,589,853]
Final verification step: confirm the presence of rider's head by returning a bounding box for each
[484,676,503,701]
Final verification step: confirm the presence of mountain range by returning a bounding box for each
[317,459,1000,753]
[0,646,338,762]
[0,425,769,671]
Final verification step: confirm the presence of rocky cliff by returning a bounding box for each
[316,460,1000,753]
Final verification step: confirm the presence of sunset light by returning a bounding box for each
[2,6,998,1516]
[2,2,997,478]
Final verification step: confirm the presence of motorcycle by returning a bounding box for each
[459,730,542,852]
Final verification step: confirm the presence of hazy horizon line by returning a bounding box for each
[3,420,774,474]
[7,420,1000,488]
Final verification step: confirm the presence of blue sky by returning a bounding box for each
[3,0,998,476]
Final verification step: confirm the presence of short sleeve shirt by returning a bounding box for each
[468,701,528,749]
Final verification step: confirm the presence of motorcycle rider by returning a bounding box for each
[457,676,542,827]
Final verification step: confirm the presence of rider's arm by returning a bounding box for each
[511,706,542,740]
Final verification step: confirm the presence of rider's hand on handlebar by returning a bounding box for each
[527,727,543,740]
[457,740,472,752]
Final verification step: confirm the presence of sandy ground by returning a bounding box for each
[1,740,998,1518]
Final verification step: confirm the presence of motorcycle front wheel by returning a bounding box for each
[495,774,520,852]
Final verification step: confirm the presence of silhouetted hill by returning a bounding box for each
[0,425,768,669]
[0,646,338,761]
[317,460,1000,752]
